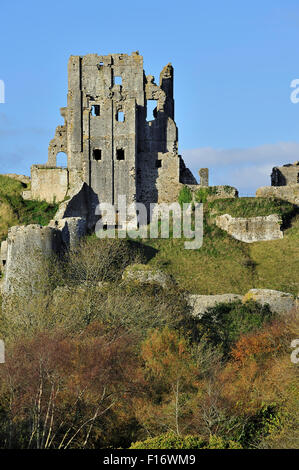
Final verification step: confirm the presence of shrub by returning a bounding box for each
[195,187,217,203]
[130,433,206,449]
[61,237,147,285]
[178,186,192,205]
[198,300,274,357]
[130,432,242,449]
[0,175,58,241]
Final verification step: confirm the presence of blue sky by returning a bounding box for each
[1,0,299,195]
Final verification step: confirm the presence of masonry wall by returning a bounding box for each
[256,184,299,205]
[25,166,69,203]
[215,213,283,243]
[2,225,62,295]
[271,164,299,186]
[25,52,197,225]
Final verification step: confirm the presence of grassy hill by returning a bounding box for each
[0,175,298,295]
[0,175,58,242]
[142,198,299,296]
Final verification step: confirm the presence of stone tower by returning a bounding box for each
[24,52,197,227]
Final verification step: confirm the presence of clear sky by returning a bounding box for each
[1,0,299,195]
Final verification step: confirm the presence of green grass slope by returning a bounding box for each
[0,176,297,296]
[142,198,299,296]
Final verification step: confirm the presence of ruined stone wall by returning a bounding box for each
[215,213,283,243]
[271,163,299,186]
[25,52,197,225]
[256,184,299,206]
[187,185,238,201]
[23,165,68,203]
[198,168,209,186]
[2,225,62,295]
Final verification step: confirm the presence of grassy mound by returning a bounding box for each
[208,197,296,224]
[141,198,299,295]
[0,175,58,242]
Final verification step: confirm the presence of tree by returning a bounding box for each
[135,328,198,437]
[0,324,140,448]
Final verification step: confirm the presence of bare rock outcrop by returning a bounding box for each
[187,293,243,318]
[243,289,298,314]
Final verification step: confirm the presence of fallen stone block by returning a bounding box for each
[243,288,297,314]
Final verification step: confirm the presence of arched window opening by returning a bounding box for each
[56,152,68,168]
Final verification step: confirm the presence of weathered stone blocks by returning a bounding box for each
[215,213,283,243]
[23,165,68,203]
[2,225,62,295]
[243,289,297,314]
[256,184,299,206]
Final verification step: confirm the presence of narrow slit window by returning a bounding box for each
[93,149,102,161]
[117,111,124,122]
[91,105,100,116]
[156,159,162,168]
[116,149,125,160]
[114,76,122,85]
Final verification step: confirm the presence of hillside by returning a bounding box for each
[0,176,298,450]
[0,175,298,295]
[143,197,299,296]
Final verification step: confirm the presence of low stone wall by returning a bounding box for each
[215,213,283,243]
[187,185,239,201]
[256,184,299,206]
[22,165,68,203]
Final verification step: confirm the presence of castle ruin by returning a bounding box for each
[23,51,197,228]
[256,161,299,205]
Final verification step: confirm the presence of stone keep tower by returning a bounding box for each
[24,52,196,226]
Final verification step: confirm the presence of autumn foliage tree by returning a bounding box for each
[0,324,141,449]
[134,328,199,437]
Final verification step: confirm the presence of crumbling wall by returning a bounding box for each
[26,52,198,224]
[198,168,209,187]
[188,293,243,318]
[256,184,299,206]
[215,213,283,243]
[23,165,68,203]
[3,174,30,186]
[2,225,62,295]
[271,162,299,186]
[1,215,87,296]
[48,217,86,248]
[243,289,297,315]
[187,185,238,201]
